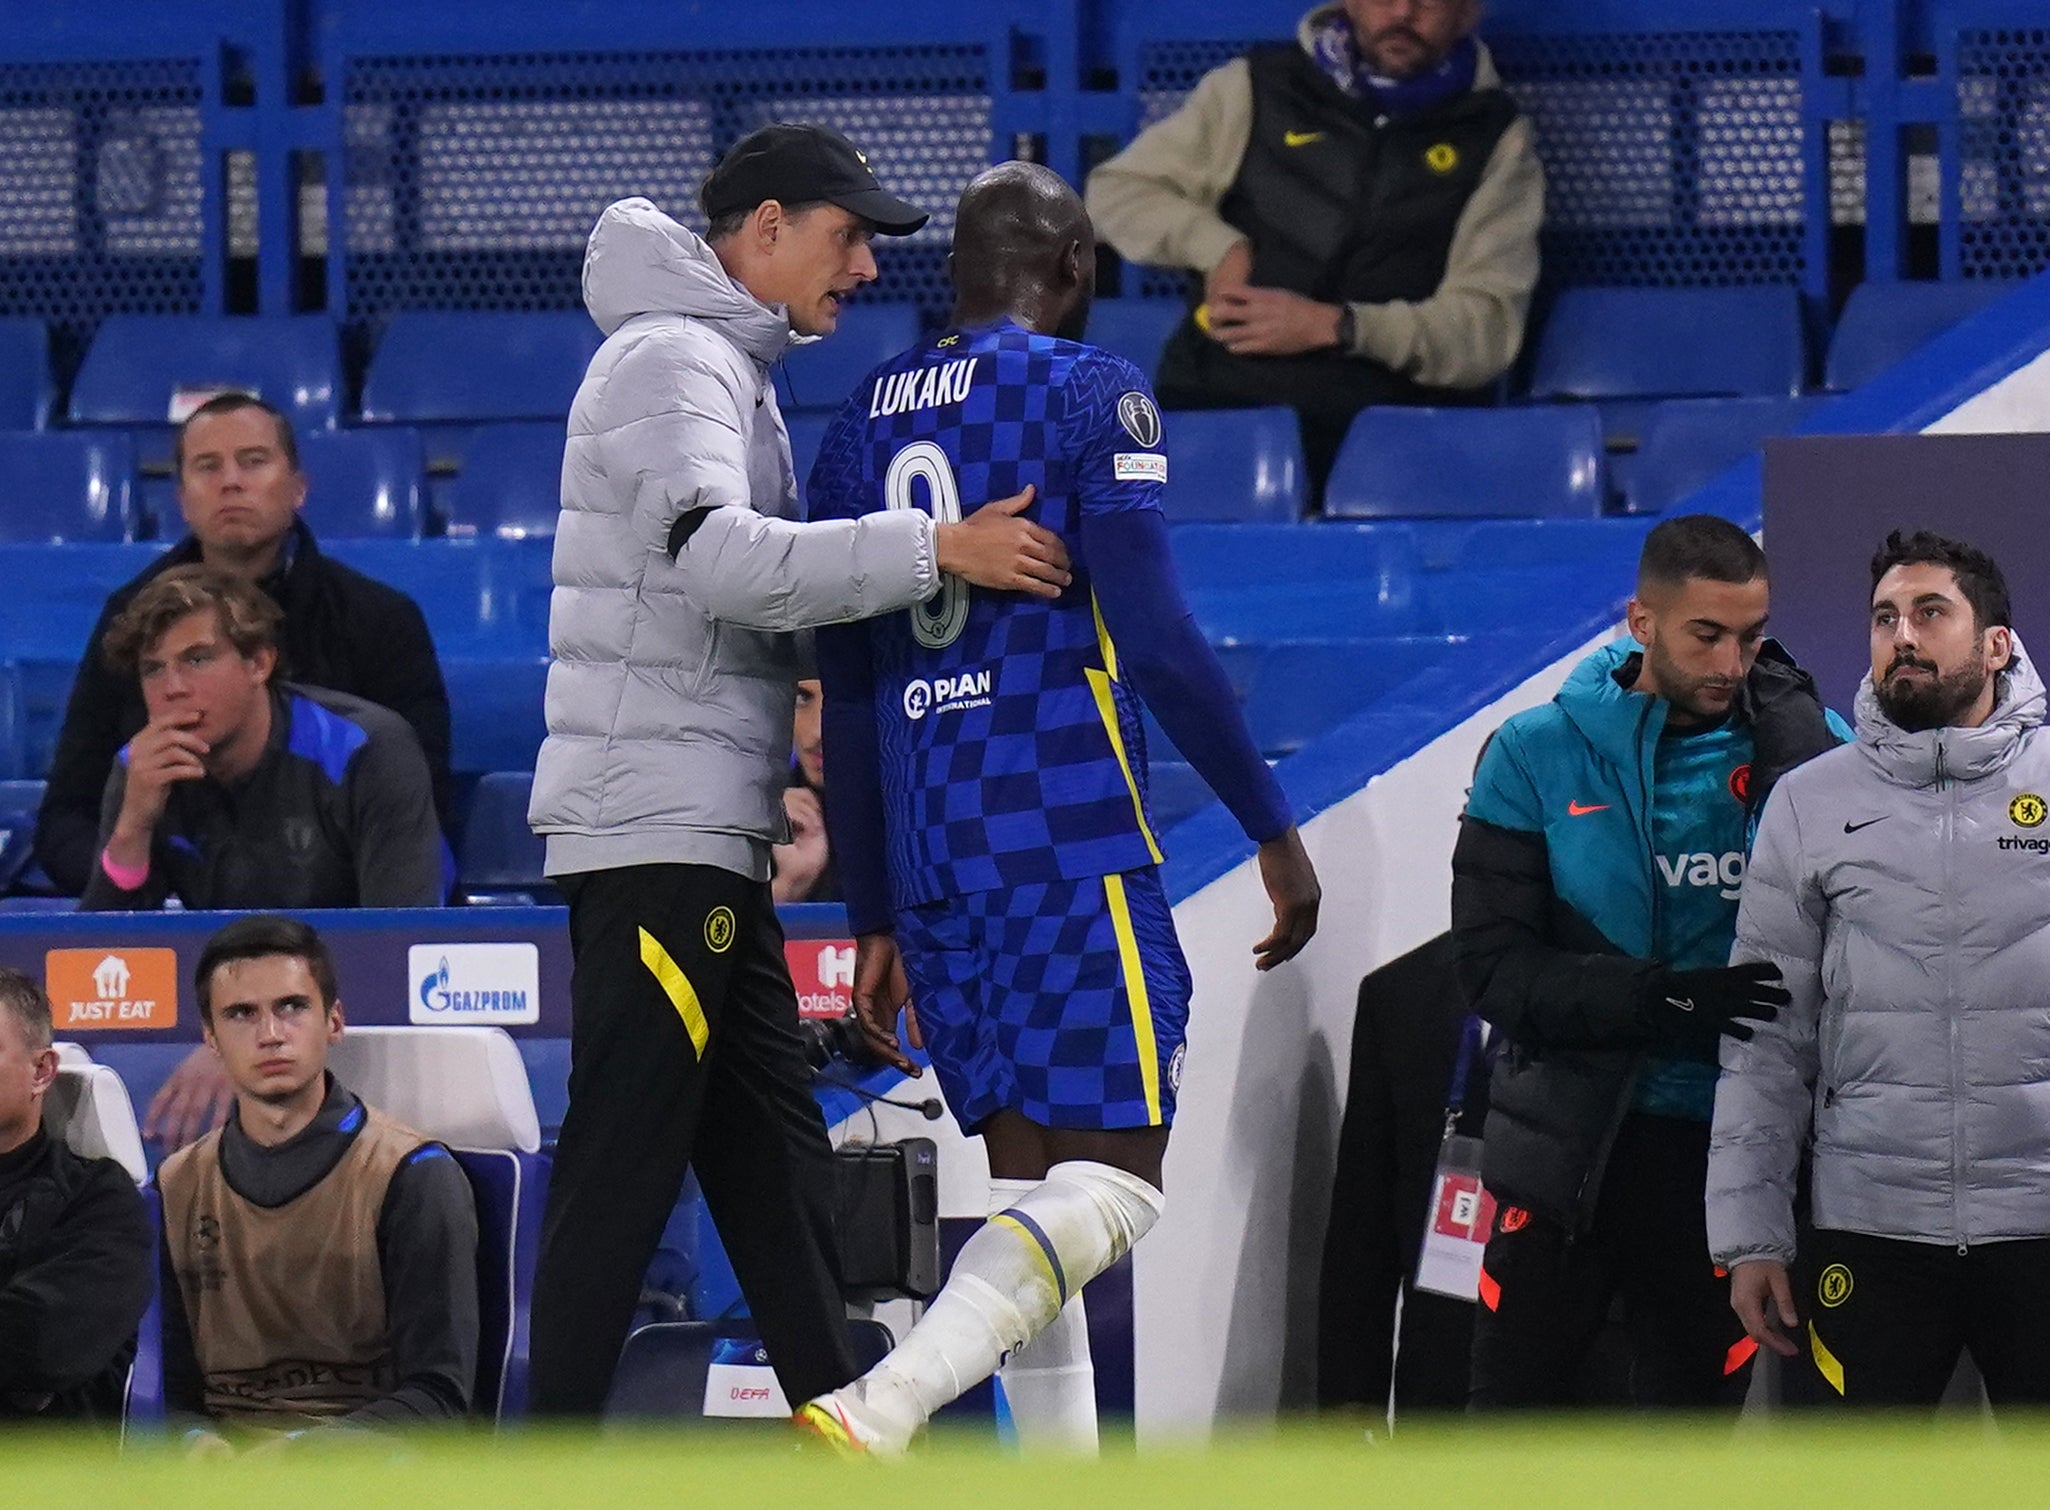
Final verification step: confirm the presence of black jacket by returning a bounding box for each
[1156,44,1518,425]
[0,1130,153,1422]
[33,518,452,895]
[82,684,447,911]
[1450,641,1841,1231]
[1317,933,1483,1416]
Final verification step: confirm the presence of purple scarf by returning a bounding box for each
[1309,21,1478,118]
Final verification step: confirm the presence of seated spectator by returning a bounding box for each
[36,391,452,897]
[0,967,153,1423]
[160,916,478,1446]
[772,678,838,903]
[1085,0,1545,492]
[82,567,444,912]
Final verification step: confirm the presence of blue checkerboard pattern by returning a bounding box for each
[896,866,1192,1131]
[807,318,1167,911]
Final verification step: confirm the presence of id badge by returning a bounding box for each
[1414,1132,1495,1302]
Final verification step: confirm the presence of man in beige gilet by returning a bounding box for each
[159,915,478,1451]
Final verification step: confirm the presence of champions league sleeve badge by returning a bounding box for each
[1116,391,1163,448]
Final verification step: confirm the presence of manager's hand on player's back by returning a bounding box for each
[1253,827,1319,970]
[934,485,1073,598]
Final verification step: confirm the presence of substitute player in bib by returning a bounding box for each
[797,162,1321,1454]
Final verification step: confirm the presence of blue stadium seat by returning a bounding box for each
[0,432,137,543]
[325,539,553,658]
[297,429,427,539]
[458,771,550,904]
[1530,287,1807,403]
[778,304,921,415]
[326,1027,546,1420]
[785,412,832,506]
[1145,759,1211,831]
[443,424,564,540]
[1248,639,1462,750]
[1323,406,1605,521]
[443,658,549,775]
[1624,395,1833,516]
[0,776,58,901]
[1086,299,1184,380]
[361,311,603,424]
[1161,408,1306,523]
[1824,279,2013,392]
[0,674,21,788]
[0,318,52,430]
[70,315,343,437]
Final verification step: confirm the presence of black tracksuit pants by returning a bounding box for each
[528,863,859,1416]
[1801,1229,2050,1408]
[1469,1112,1754,1410]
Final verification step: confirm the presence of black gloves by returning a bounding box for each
[1639,960,1790,1045]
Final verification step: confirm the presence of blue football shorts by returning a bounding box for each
[894,865,1193,1133]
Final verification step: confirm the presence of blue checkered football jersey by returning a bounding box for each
[806,317,1169,910]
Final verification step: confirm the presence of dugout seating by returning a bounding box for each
[0,317,52,431]
[458,771,551,904]
[1529,287,1808,455]
[39,1060,160,1427]
[441,423,565,540]
[1622,395,1833,516]
[0,432,138,543]
[1824,279,2014,392]
[298,428,428,539]
[1160,407,1306,524]
[1323,406,1606,522]
[360,311,603,440]
[443,657,550,776]
[69,316,344,521]
[1086,298,1183,380]
[778,304,922,415]
[327,1025,547,1420]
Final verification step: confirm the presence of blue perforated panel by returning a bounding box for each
[1953,28,2050,280]
[1126,30,1812,297]
[0,59,205,351]
[340,48,995,328]
[1490,31,1810,289]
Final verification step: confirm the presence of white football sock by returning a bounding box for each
[988,1176,1099,1453]
[841,1160,1163,1447]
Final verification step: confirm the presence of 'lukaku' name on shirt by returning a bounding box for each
[870,357,979,418]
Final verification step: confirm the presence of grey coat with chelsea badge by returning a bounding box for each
[529,197,940,880]
[1708,636,2050,1267]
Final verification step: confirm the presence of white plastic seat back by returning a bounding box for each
[42,1063,147,1184]
[326,1026,540,1154]
[53,1041,93,1067]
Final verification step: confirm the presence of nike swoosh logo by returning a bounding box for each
[1843,817,1888,834]
[1567,802,1610,817]
[1283,130,1324,147]
[1666,996,1697,1013]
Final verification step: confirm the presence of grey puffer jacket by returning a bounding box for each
[1708,638,2050,1266]
[530,199,938,879]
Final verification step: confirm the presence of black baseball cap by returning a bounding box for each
[701,123,929,237]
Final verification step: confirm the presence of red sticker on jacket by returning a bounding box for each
[1729,764,1752,804]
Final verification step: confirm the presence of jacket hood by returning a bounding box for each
[1555,638,1660,763]
[1853,630,2047,786]
[1295,5,1502,89]
[581,197,799,366]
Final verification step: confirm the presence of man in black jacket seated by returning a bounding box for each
[35,390,452,896]
[0,966,153,1423]
[35,391,454,1151]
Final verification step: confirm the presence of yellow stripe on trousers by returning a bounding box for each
[1809,1321,1846,1396]
[1103,873,1162,1125]
[638,927,709,1056]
